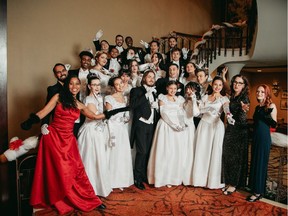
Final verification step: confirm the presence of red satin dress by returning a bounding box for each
[30,104,102,215]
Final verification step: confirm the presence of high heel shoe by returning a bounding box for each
[246,194,262,202]
[223,186,236,195]
[221,186,229,192]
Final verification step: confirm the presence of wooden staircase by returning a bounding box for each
[157,0,257,75]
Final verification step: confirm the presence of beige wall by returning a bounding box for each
[242,72,288,123]
[7,0,214,138]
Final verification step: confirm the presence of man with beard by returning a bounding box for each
[129,70,159,190]
[41,63,68,128]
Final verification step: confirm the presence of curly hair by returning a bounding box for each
[59,75,79,110]
[230,74,250,98]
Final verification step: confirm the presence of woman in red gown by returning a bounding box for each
[21,75,107,215]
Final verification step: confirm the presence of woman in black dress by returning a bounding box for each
[222,74,250,195]
[247,84,277,202]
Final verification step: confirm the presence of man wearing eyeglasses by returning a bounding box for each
[41,63,68,126]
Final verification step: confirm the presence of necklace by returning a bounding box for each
[114,92,125,103]
[167,95,176,102]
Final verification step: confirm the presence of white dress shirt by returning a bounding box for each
[139,85,156,124]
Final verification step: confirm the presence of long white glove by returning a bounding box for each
[223,102,235,125]
[200,106,218,115]
[101,67,112,76]
[145,87,157,98]
[160,106,184,131]
[41,124,50,135]
[138,63,150,71]
[150,101,159,109]
[227,114,235,125]
[190,94,200,117]
[182,48,189,60]
[65,64,71,71]
[94,29,103,41]
[91,58,96,67]
[127,54,134,60]
[140,40,149,48]
[139,63,154,71]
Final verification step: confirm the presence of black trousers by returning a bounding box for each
[134,121,155,183]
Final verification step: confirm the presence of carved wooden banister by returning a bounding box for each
[158,19,256,69]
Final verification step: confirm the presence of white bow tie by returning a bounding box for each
[145,85,156,91]
[169,78,177,81]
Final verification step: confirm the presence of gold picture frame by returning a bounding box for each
[281,90,288,99]
[280,100,288,110]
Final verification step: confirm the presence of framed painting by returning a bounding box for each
[280,100,288,110]
[281,90,288,99]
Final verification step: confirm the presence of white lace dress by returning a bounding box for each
[192,95,229,189]
[77,95,112,197]
[104,95,134,189]
[147,94,188,187]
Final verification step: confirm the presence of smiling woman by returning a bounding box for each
[247,84,277,202]
[20,75,107,214]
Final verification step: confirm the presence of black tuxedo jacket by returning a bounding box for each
[120,46,146,65]
[129,86,159,147]
[93,40,125,53]
[68,68,80,77]
[41,82,63,125]
[155,77,184,97]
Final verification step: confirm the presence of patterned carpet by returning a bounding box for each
[35,184,287,216]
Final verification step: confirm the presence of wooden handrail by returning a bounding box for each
[157,1,257,69]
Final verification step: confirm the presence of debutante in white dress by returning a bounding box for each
[192,94,229,189]
[90,68,111,95]
[104,95,134,189]
[77,95,112,197]
[182,97,200,185]
[147,94,188,187]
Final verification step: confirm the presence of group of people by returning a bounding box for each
[0,32,278,215]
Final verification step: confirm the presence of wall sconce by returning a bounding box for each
[272,81,280,97]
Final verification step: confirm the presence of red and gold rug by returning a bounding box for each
[35,184,287,216]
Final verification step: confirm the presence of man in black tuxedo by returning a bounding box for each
[164,47,188,78]
[69,50,94,136]
[123,36,145,64]
[165,36,178,64]
[130,70,159,190]
[93,30,125,55]
[156,63,184,97]
[41,63,68,130]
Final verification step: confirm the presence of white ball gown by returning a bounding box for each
[77,95,112,197]
[192,94,229,189]
[147,94,188,187]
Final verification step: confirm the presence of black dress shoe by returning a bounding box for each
[97,204,106,210]
[134,181,145,190]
